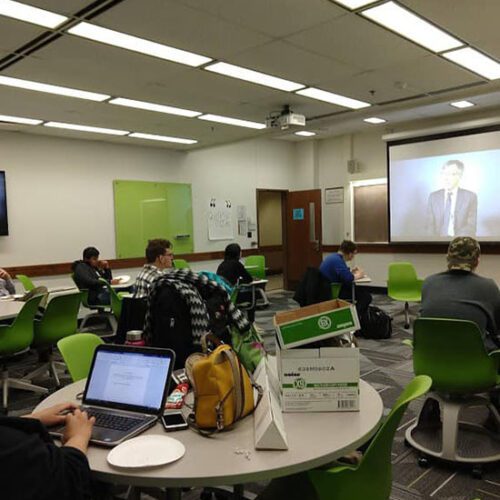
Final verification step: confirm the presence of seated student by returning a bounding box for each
[72,247,120,306]
[0,402,95,500]
[0,268,15,296]
[134,239,174,299]
[217,243,255,322]
[421,236,500,351]
[319,240,372,322]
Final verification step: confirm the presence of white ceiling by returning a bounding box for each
[0,0,500,150]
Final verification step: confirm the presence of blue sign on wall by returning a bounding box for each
[293,208,305,220]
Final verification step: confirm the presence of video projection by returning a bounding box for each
[388,127,500,242]
[0,172,8,236]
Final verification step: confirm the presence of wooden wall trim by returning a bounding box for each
[323,243,500,255]
[5,248,259,278]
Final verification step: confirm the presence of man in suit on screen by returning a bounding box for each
[426,159,477,238]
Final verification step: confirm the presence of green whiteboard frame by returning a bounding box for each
[114,180,194,258]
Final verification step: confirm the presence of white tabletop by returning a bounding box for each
[0,299,24,320]
[35,379,383,489]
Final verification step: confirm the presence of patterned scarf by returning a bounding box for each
[144,268,250,346]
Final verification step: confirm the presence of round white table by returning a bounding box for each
[0,299,24,320]
[36,379,383,497]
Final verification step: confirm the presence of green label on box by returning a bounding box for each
[279,307,355,346]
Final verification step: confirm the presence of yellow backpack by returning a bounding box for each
[186,342,262,432]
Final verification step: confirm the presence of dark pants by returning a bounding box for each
[90,289,110,307]
[236,290,256,323]
[339,285,372,324]
[256,473,318,500]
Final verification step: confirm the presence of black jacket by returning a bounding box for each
[217,259,253,286]
[72,260,112,304]
[294,267,332,307]
[0,416,91,500]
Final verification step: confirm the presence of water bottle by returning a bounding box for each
[125,330,145,347]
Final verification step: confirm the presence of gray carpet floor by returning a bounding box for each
[5,290,500,499]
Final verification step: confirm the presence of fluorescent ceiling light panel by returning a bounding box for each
[198,114,266,130]
[333,0,378,9]
[109,97,201,118]
[204,62,304,92]
[0,0,67,28]
[362,1,463,53]
[68,22,211,67]
[129,132,197,145]
[363,117,386,124]
[44,121,129,136]
[0,75,109,101]
[297,87,370,109]
[295,131,316,137]
[443,47,500,80]
[0,114,42,125]
[450,100,475,109]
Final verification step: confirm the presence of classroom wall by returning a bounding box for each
[0,130,297,267]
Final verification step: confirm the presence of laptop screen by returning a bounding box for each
[84,348,173,414]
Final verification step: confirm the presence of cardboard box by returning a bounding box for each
[274,299,360,350]
[277,345,360,412]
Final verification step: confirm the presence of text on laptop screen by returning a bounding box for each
[85,351,171,411]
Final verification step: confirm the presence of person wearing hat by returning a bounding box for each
[421,236,500,351]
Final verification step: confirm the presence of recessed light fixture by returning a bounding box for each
[0,0,67,28]
[129,132,198,145]
[363,117,387,124]
[0,75,110,101]
[443,47,500,80]
[44,121,129,136]
[0,114,42,125]
[333,0,378,9]
[362,1,463,53]
[450,100,475,109]
[296,87,370,109]
[295,131,316,137]
[68,22,212,67]
[109,97,201,118]
[204,62,305,92]
[198,114,266,130]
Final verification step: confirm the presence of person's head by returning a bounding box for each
[224,243,242,261]
[339,240,358,262]
[441,160,464,191]
[83,246,100,268]
[145,239,173,269]
[447,236,480,272]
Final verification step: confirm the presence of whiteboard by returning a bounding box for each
[208,199,234,240]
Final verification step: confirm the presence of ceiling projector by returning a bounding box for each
[266,106,306,130]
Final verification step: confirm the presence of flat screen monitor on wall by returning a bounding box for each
[0,172,7,236]
[388,126,500,243]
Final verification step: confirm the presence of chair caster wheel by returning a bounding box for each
[404,323,410,329]
[472,466,483,479]
[418,456,430,468]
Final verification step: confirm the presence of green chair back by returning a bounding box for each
[16,274,35,292]
[57,333,104,382]
[173,259,190,269]
[331,282,342,299]
[244,255,266,280]
[33,292,82,347]
[387,262,422,302]
[99,279,122,318]
[0,295,44,355]
[310,375,432,500]
[71,274,108,311]
[413,318,499,394]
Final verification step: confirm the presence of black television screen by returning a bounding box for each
[0,172,8,236]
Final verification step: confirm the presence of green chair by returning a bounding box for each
[0,295,48,409]
[57,333,104,382]
[173,259,190,269]
[387,262,423,329]
[24,292,83,387]
[16,274,35,292]
[244,255,266,280]
[331,283,342,300]
[405,318,500,470]
[308,375,432,500]
[99,279,123,320]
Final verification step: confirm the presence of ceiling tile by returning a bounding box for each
[179,0,346,38]
[0,18,45,53]
[21,0,94,16]
[286,13,429,71]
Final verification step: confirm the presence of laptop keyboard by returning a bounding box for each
[86,410,145,432]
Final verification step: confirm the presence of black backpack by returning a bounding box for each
[148,285,196,369]
[360,306,392,339]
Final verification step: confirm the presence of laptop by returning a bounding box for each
[51,344,175,447]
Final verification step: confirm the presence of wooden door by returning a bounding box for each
[285,189,322,290]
